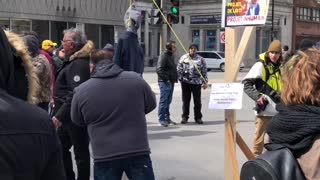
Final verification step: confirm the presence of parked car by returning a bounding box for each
[197,51,244,72]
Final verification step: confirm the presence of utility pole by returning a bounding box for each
[271,0,274,41]
[159,0,164,53]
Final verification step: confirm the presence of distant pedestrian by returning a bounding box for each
[177,44,208,124]
[71,48,156,180]
[52,28,94,180]
[114,4,144,74]
[282,45,293,64]
[0,28,66,180]
[298,39,315,51]
[156,40,178,127]
[24,35,52,111]
[242,40,283,157]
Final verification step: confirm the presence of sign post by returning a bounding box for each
[219,0,271,179]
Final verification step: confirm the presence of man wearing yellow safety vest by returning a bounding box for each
[177,44,208,124]
[242,40,283,157]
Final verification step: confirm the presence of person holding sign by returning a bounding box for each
[177,44,208,124]
[242,40,283,157]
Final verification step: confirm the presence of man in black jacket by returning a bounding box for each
[52,28,94,180]
[71,49,156,180]
[0,28,65,180]
[156,40,178,127]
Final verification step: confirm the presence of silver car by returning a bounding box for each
[197,51,244,72]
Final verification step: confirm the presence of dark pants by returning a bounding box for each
[58,122,90,180]
[181,82,202,120]
[94,155,155,180]
[158,82,174,123]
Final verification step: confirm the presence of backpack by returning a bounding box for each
[240,144,306,180]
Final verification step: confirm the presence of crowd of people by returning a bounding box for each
[1,3,320,180]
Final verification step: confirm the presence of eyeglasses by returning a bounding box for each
[61,39,74,44]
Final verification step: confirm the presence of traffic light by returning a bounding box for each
[169,0,179,24]
[147,8,163,25]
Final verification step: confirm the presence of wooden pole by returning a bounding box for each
[224,27,238,180]
[224,26,255,179]
[236,132,255,161]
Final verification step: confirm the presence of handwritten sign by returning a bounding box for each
[209,83,244,109]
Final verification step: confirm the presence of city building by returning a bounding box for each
[293,0,320,50]
[0,0,293,67]
[0,0,129,48]
[172,0,293,66]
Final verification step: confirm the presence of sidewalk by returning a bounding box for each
[144,66,157,72]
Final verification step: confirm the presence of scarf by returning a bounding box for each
[267,104,320,157]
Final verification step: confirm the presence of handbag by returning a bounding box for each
[240,144,306,180]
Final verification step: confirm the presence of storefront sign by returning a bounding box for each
[190,15,220,24]
[223,0,270,27]
[209,83,244,110]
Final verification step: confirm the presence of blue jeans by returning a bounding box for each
[158,82,174,123]
[94,154,155,180]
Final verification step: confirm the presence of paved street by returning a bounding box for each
[143,70,256,180]
[81,70,257,180]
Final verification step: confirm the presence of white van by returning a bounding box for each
[197,51,244,72]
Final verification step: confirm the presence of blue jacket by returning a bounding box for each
[114,31,144,74]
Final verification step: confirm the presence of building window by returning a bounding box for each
[32,20,49,43]
[313,9,320,22]
[192,30,200,48]
[297,7,320,22]
[11,19,30,34]
[0,18,9,30]
[100,25,114,48]
[85,24,99,48]
[51,21,67,45]
[205,30,216,51]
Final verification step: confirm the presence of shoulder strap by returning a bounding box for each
[264,143,286,151]
[259,60,270,82]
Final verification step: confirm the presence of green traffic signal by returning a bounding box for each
[170,6,179,16]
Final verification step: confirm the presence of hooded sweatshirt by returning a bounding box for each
[71,59,156,161]
[0,29,65,180]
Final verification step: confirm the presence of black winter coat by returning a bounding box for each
[156,50,178,83]
[53,41,94,123]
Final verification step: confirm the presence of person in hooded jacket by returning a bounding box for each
[24,35,52,111]
[0,28,65,180]
[71,48,156,180]
[52,28,93,180]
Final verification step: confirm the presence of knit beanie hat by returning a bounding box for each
[267,40,281,53]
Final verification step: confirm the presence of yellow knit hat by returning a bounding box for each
[42,40,57,50]
[267,40,281,53]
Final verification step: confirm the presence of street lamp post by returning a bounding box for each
[271,0,274,41]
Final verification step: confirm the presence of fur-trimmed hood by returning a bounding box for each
[69,40,94,61]
[4,31,40,104]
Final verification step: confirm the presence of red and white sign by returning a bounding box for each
[220,32,225,44]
